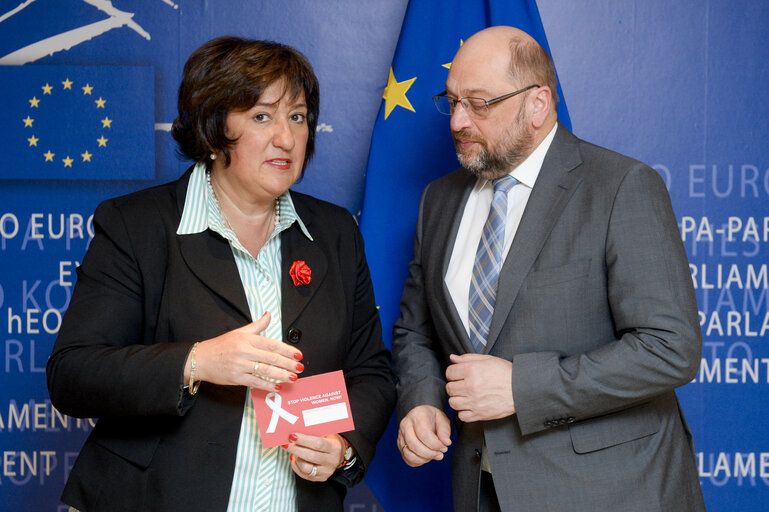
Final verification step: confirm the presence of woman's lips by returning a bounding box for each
[266,159,291,170]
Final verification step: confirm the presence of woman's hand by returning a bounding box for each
[286,433,348,482]
[184,312,304,392]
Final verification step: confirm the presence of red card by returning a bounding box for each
[251,370,354,448]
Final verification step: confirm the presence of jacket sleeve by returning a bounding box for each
[47,197,194,419]
[513,164,702,436]
[391,184,449,421]
[329,212,397,486]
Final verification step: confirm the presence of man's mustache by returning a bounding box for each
[452,129,486,145]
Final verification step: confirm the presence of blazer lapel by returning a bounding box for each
[174,175,252,322]
[280,197,328,334]
[485,124,583,353]
[435,171,476,353]
[179,233,252,321]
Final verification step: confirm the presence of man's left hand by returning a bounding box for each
[445,353,515,422]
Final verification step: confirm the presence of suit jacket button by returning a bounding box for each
[474,449,482,461]
[287,328,302,344]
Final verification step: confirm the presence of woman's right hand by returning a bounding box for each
[184,312,304,392]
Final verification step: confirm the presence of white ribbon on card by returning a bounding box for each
[264,392,299,433]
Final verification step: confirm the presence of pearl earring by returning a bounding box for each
[210,153,216,160]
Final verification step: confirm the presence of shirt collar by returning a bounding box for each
[177,162,313,241]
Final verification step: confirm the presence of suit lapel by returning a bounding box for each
[434,172,476,353]
[174,174,252,322]
[178,233,252,321]
[280,196,328,333]
[485,125,584,353]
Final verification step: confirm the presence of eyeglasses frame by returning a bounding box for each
[432,84,540,117]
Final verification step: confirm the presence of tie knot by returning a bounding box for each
[492,175,518,195]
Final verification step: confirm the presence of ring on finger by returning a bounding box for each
[251,363,281,384]
[309,465,318,478]
[259,374,281,384]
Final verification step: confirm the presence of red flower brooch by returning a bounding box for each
[289,260,312,286]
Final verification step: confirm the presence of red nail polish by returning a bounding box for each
[274,384,282,391]
[290,454,295,462]
[294,352,303,361]
[288,374,298,382]
[296,363,304,372]
[289,434,298,442]
[282,444,289,449]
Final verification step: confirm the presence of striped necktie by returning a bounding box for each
[468,175,518,352]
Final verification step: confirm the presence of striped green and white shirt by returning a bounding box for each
[177,162,313,512]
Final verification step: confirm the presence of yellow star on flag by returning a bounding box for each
[62,78,73,89]
[23,116,34,127]
[95,97,106,108]
[82,84,93,95]
[383,68,416,120]
[62,156,74,167]
[97,135,108,147]
[443,39,464,69]
[42,83,53,94]
[29,96,40,108]
[101,116,112,128]
[81,150,93,162]
[27,135,39,147]
[43,150,55,161]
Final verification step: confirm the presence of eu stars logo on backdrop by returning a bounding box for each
[0,65,154,180]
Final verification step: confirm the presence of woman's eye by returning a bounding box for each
[291,113,306,123]
[254,113,269,122]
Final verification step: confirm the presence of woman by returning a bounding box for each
[47,36,395,512]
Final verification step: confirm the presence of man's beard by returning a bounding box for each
[453,103,533,180]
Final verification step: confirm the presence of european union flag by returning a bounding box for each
[0,65,154,180]
[359,1,570,511]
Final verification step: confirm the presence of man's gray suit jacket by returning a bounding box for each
[392,124,706,511]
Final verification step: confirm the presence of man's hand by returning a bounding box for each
[397,405,451,467]
[445,353,515,422]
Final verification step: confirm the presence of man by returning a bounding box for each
[392,26,705,511]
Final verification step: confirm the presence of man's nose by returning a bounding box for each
[450,101,473,132]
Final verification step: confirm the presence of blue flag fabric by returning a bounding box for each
[0,65,154,180]
[359,1,570,511]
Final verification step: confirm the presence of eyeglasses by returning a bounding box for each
[432,84,539,118]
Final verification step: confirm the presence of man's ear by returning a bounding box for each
[530,86,553,129]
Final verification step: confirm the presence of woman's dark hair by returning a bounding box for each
[172,36,320,173]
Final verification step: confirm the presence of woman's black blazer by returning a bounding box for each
[47,167,396,511]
